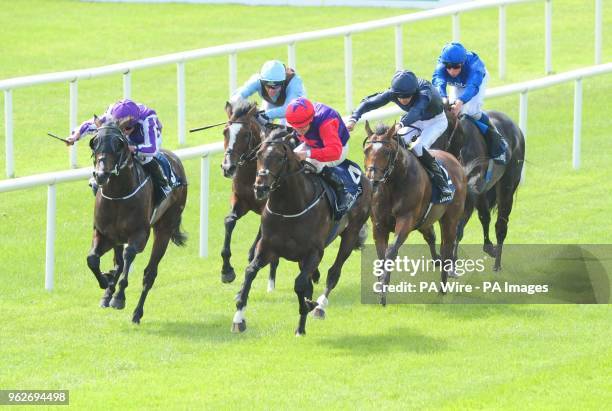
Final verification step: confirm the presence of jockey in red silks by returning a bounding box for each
[66,99,171,203]
[285,97,350,214]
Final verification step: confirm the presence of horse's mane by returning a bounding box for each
[264,126,292,143]
[374,122,390,136]
[232,100,257,119]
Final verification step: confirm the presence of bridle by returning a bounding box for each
[223,120,262,168]
[91,125,131,176]
[257,139,306,192]
[362,135,401,185]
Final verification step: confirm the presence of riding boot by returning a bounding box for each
[418,149,454,202]
[480,113,508,165]
[142,158,172,206]
[320,167,348,219]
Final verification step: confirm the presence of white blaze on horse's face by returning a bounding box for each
[372,142,383,153]
[227,123,243,151]
[222,122,244,175]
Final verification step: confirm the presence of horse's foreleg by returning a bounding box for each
[379,217,414,306]
[476,193,495,257]
[248,227,278,292]
[132,230,172,324]
[440,215,460,286]
[295,252,322,336]
[110,234,148,310]
[313,224,360,320]
[221,202,246,284]
[232,245,272,333]
[267,258,279,292]
[493,182,517,271]
[419,225,440,262]
[87,230,114,291]
[100,246,124,308]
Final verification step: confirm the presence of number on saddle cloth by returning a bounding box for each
[322,159,363,219]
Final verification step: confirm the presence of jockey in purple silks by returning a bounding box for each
[66,99,171,202]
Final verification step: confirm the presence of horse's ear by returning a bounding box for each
[364,120,373,137]
[93,114,102,128]
[225,101,233,118]
[387,121,398,139]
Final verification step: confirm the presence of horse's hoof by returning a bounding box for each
[379,295,387,306]
[483,244,497,258]
[312,308,326,320]
[231,320,246,333]
[493,264,502,272]
[267,279,275,293]
[99,297,111,308]
[109,297,125,310]
[97,276,109,290]
[221,269,236,284]
[295,329,306,337]
[132,315,141,325]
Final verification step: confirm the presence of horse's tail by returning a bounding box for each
[171,216,188,247]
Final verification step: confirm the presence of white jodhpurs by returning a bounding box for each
[401,112,448,157]
[448,70,489,120]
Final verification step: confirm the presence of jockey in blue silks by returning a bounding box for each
[230,60,306,126]
[347,70,453,202]
[432,42,508,164]
[66,99,171,202]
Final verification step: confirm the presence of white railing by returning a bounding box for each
[3,64,610,290]
[0,142,223,290]
[1,0,574,178]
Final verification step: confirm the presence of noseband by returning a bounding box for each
[257,140,305,192]
[224,120,262,167]
[362,136,400,184]
[92,125,131,175]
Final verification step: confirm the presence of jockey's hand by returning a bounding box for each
[128,145,137,153]
[451,100,464,117]
[65,133,79,146]
[345,119,357,132]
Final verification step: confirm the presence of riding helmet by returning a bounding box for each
[286,97,315,129]
[440,42,467,65]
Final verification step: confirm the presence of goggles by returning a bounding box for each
[445,63,462,70]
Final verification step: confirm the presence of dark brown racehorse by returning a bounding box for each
[231,128,372,335]
[363,122,466,305]
[220,100,281,290]
[433,107,525,270]
[87,120,187,324]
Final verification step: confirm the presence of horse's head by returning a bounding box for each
[90,117,132,186]
[253,128,298,200]
[362,120,400,186]
[221,100,262,178]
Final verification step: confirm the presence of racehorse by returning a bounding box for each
[433,107,525,270]
[363,122,466,305]
[231,127,372,335]
[220,100,286,290]
[87,119,187,324]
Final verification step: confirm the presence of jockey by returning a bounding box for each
[346,70,453,202]
[432,42,507,164]
[230,60,306,126]
[66,99,171,203]
[285,97,350,216]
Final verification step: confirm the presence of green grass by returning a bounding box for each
[0,1,611,409]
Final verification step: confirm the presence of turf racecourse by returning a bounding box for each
[0,0,611,409]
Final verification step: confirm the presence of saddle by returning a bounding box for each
[319,159,363,221]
